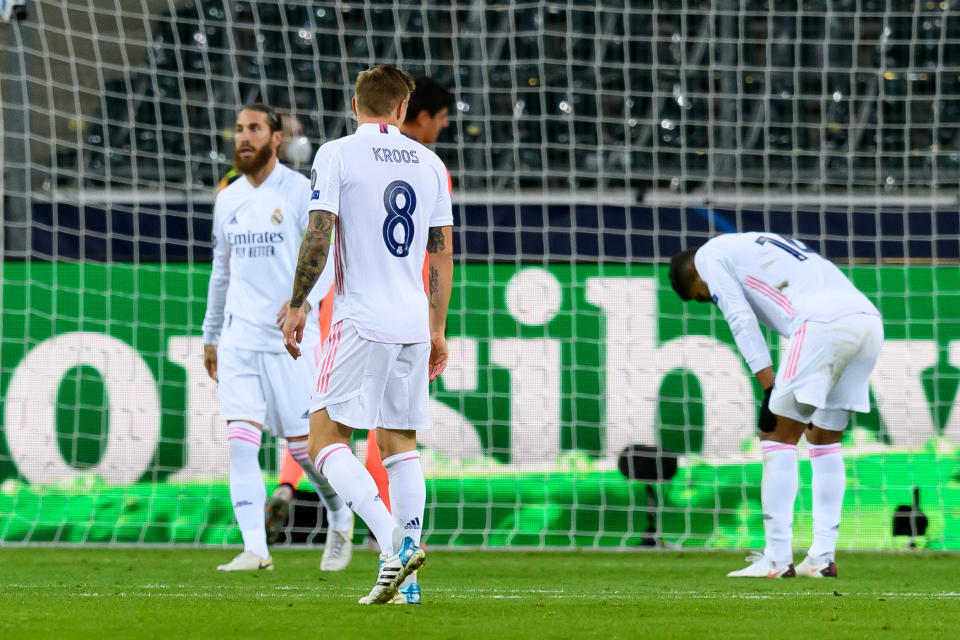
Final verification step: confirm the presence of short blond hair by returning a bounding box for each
[354,65,415,117]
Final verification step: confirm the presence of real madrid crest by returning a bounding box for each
[271,208,283,225]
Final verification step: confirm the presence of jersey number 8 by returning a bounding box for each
[382,180,417,257]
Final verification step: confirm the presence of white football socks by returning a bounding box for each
[807,442,845,562]
[227,422,269,559]
[760,440,799,566]
[287,439,352,531]
[383,450,426,546]
[315,443,399,556]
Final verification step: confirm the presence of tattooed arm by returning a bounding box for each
[426,225,454,380]
[282,209,336,358]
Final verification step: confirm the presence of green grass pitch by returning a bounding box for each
[1,548,958,639]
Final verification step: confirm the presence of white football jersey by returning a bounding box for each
[202,162,333,352]
[694,232,880,373]
[309,123,454,343]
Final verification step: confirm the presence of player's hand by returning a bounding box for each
[282,304,307,359]
[758,386,776,432]
[203,344,218,381]
[276,299,309,329]
[428,332,449,382]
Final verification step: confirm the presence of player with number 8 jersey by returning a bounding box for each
[281,65,453,605]
[307,117,451,344]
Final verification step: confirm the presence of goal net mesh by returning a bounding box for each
[1,0,959,549]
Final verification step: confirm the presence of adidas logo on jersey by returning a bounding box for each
[404,517,421,530]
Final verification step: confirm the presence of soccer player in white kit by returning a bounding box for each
[202,104,354,572]
[669,232,883,578]
[281,65,454,604]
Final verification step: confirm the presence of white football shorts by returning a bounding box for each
[311,319,431,431]
[217,343,319,439]
[769,312,884,431]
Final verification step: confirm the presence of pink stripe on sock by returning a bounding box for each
[227,427,261,442]
[228,424,261,436]
[315,444,351,472]
[809,444,841,458]
[228,434,262,447]
[761,442,797,454]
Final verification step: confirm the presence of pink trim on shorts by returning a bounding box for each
[315,444,351,471]
[783,321,807,382]
[745,275,796,318]
[808,444,841,458]
[317,321,342,393]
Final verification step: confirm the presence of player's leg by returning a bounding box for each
[309,408,422,604]
[263,349,354,567]
[308,321,424,603]
[216,347,272,571]
[798,313,883,576]
[307,410,400,551]
[730,322,823,578]
[217,420,273,570]
[727,414,805,577]
[378,339,431,603]
[796,420,845,578]
[286,434,355,570]
[265,451,304,543]
[378,428,424,604]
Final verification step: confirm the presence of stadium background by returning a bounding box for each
[0,1,958,550]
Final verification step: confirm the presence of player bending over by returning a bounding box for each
[202,103,354,572]
[282,64,454,604]
[670,232,883,578]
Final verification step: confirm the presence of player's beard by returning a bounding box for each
[234,140,274,175]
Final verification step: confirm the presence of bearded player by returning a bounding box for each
[282,65,454,604]
[202,103,354,571]
[669,232,883,578]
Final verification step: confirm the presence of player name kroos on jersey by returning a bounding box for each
[372,147,420,164]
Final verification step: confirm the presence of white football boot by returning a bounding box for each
[217,550,273,571]
[795,555,838,578]
[320,514,354,572]
[727,552,796,578]
[358,533,425,605]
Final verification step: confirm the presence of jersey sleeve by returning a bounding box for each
[694,244,772,374]
[308,142,342,215]
[201,197,231,345]
[429,160,454,227]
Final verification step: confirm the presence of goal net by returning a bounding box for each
[1,0,959,550]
